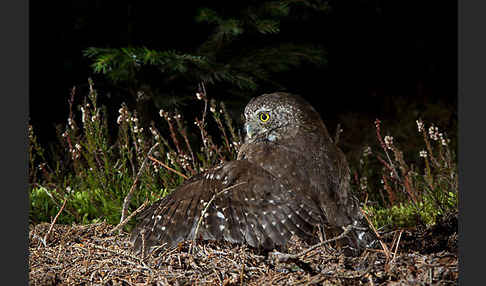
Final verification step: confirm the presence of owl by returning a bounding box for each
[131,92,374,255]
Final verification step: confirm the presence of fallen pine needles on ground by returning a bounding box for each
[29,212,458,285]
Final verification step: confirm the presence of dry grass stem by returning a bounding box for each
[120,142,159,223]
[42,198,67,248]
[360,208,392,260]
[148,155,188,179]
[110,199,149,235]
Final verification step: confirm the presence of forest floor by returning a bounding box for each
[29,212,458,285]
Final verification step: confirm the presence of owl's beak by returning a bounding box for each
[244,122,256,140]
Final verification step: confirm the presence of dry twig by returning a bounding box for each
[110,199,149,235]
[41,198,67,248]
[120,142,159,223]
[272,224,354,262]
[148,155,188,179]
[360,208,391,260]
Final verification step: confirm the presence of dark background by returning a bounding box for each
[29,0,457,146]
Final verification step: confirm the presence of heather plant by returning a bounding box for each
[29,80,240,226]
[353,118,458,229]
[29,79,458,234]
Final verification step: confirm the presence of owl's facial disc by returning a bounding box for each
[244,109,285,143]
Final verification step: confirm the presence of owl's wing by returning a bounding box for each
[130,160,322,254]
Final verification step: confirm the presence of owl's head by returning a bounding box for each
[242,92,325,144]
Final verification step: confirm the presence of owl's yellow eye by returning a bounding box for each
[259,112,270,122]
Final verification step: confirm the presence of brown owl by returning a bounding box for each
[131,92,374,255]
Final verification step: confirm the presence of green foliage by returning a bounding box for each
[363,191,458,229]
[83,1,330,108]
[350,114,458,230]
[29,80,458,234]
[83,47,211,84]
[29,81,240,228]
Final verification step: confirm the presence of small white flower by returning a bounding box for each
[384,136,394,149]
[429,126,439,141]
[363,146,372,157]
[416,119,424,133]
[419,150,427,158]
[75,143,82,151]
[210,106,216,113]
[117,115,123,125]
[196,92,203,100]
[68,118,74,129]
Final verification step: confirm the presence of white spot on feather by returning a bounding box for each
[358,231,365,240]
[216,211,225,219]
